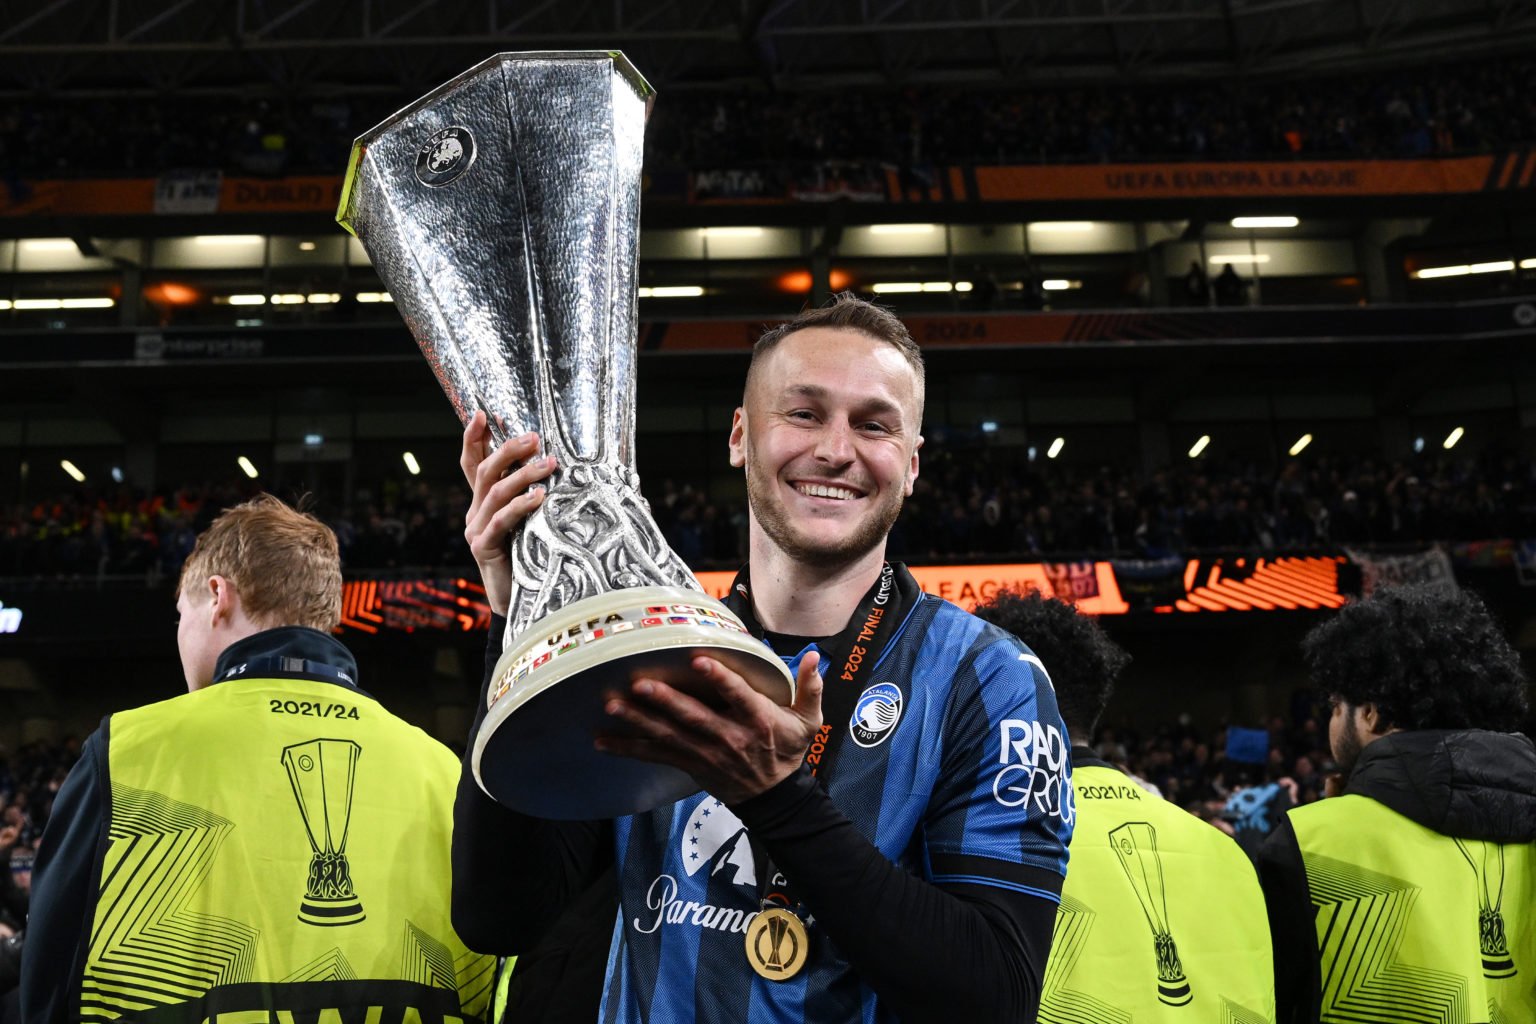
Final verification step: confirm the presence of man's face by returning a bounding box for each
[729,327,922,568]
[1328,696,1365,777]
[176,584,220,692]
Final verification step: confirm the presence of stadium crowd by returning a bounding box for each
[3,56,1535,181]
[0,449,1530,579]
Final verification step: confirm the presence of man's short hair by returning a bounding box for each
[1302,583,1530,733]
[972,587,1130,739]
[177,493,342,632]
[748,291,926,417]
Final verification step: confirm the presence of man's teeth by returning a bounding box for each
[797,483,858,500]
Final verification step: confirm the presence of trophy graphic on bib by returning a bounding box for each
[282,739,365,927]
[1109,822,1192,1006]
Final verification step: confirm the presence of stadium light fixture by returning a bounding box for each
[11,297,115,309]
[1469,261,1515,274]
[638,286,704,298]
[195,235,263,246]
[1231,216,1299,229]
[869,224,937,235]
[1289,433,1313,456]
[1443,427,1464,450]
[1415,261,1515,279]
[0,301,8,310]
[355,292,393,303]
[227,294,267,305]
[1040,279,1081,291]
[306,293,340,304]
[1047,437,1065,459]
[1030,222,1094,232]
[60,459,85,483]
[237,456,259,479]
[19,238,77,252]
[1521,258,1536,270]
[298,241,318,251]
[303,434,324,447]
[871,281,971,294]
[980,421,998,434]
[1208,254,1271,265]
[270,294,306,305]
[1188,435,1211,458]
[403,452,422,475]
[701,227,764,238]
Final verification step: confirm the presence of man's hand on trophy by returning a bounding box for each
[461,410,557,617]
[596,651,824,806]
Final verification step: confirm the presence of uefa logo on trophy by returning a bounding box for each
[1109,822,1193,1006]
[282,739,366,927]
[338,52,793,819]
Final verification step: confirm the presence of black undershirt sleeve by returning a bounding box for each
[731,766,1056,1024]
[1255,815,1320,1024]
[451,616,612,955]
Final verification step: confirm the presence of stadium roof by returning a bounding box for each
[3,0,1536,98]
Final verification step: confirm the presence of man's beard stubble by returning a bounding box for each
[744,450,906,569]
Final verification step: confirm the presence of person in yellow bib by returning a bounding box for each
[975,587,1276,1023]
[1257,583,1535,1024]
[20,494,494,1024]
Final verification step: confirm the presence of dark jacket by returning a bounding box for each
[1256,729,1536,1024]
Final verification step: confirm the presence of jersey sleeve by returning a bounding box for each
[922,622,1073,902]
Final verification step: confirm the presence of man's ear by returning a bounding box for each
[728,408,747,469]
[904,434,923,497]
[206,575,239,627]
[1356,702,1389,739]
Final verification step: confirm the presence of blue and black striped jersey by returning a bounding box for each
[599,592,1074,1023]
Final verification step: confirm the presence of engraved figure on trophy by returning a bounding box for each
[281,739,365,927]
[337,52,793,820]
[1454,837,1518,978]
[1109,822,1193,1006]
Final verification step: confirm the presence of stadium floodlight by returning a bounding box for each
[637,286,704,298]
[355,292,393,303]
[237,456,260,479]
[19,238,77,251]
[1188,435,1211,458]
[1047,437,1065,459]
[869,224,937,234]
[1289,433,1313,456]
[306,293,341,304]
[700,227,764,238]
[1208,254,1270,265]
[1469,261,1515,274]
[270,293,306,305]
[61,298,114,308]
[0,301,8,310]
[403,452,422,475]
[1443,427,1464,450]
[227,294,267,305]
[1231,216,1299,229]
[1521,258,1536,270]
[1040,279,1079,290]
[60,459,85,483]
[870,283,923,293]
[1030,222,1094,232]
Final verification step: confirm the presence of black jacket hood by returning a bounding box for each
[1346,728,1536,844]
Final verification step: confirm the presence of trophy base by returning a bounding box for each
[472,586,795,819]
[298,895,366,927]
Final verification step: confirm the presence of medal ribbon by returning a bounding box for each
[724,562,922,919]
[724,561,920,783]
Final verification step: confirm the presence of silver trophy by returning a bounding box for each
[338,52,793,819]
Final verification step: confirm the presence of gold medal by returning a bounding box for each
[745,905,809,980]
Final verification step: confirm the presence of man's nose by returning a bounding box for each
[814,419,856,464]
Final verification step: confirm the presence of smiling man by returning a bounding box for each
[452,293,1072,1023]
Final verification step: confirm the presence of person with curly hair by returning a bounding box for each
[1257,583,1536,1024]
[975,587,1275,1022]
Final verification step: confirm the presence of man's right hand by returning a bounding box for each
[460,410,557,617]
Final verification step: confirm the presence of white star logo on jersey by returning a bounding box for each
[681,797,756,886]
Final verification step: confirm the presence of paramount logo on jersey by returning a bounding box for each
[633,798,762,938]
[992,718,1074,824]
[850,682,903,747]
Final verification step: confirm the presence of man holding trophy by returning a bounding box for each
[338,51,1071,1023]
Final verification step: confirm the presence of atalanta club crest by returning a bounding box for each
[415,126,476,187]
[850,682,903,747]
